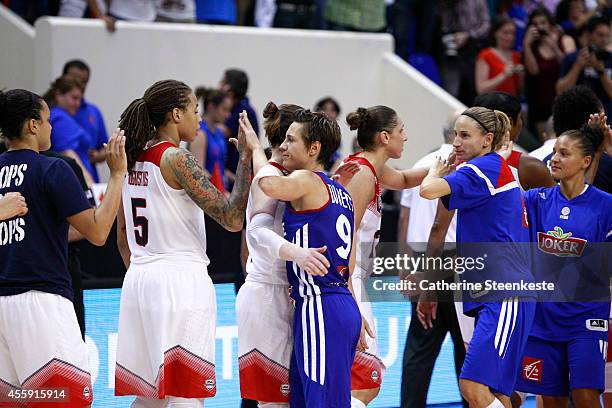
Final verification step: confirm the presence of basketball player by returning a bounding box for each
[259,109,361,407]
[340,105,430,408]
[237,103,334,407]
[420,107,536,408]
[114,80,260,408]
[418,92,554,348]
[0,88,127,407]
[515,121,612,408]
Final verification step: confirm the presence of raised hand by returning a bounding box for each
[105,129,127,177]
[496,130,513,161]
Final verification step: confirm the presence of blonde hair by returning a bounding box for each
[461,107,511,151]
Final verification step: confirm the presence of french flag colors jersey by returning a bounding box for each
[442,152,534,313]
[523,185,612,341]
[283,172,354,299]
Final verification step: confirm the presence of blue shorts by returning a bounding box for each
[290,294,361,408]
[460,297,535,397]
[515,336,606,396]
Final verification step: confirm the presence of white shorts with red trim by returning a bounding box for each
[114,260,216,399]
[350,275,385,390]
[236,280,292,403]
[0,291,92,407]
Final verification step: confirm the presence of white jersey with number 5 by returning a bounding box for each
[122,141,209,265]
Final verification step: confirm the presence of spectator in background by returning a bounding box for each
[314,96,343,172]
[273,0,319,29]
[220,68,259,182]
[475,16,524,97]
[106,0,157,21]
[555,0,593,43]
[196,0,237,24]
[189,87,232,192]
[324,0,386,32]
[438,0,491,106]
[62,59,108,183]
[556,14,612,117]
[523,7,575,138]
[155,0,196,22]
[392,0,438,60]
[7,0,54,24]
[43,76,95,186]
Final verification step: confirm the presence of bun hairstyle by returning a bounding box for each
[346,105,398,151]
[119,79,192,170]
[561,124,605,161]
[0,89,44,141]
[263,101,303,149]
[292,109,341,166]
[194,87,227,113]
[461,106,512,151]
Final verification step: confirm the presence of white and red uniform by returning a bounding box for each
[454,150,524,346]
[114,141,216,400]
[344,154,386,390]
[236,162,292,403]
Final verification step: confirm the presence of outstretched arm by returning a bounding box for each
[420,157,453,199]
[379,164,429,190]
[163,147,252,232]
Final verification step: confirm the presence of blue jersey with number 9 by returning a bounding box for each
[283,172,354,300]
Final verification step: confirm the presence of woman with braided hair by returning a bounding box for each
[114,79,262,408]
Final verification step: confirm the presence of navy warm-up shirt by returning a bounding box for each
[0,149,91,301]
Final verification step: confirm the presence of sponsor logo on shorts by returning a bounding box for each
[371,370,379,382]
[204,379,215,391]
[83,386,91,399]
[587,319,608,332]
[522,357,542,382]
[280,384,290,396]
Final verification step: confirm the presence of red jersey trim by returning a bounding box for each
[268,161,289,176]
[507,150,521,169]
[136,141,176,167]
[343,153,380,203]
[287,172,332,214]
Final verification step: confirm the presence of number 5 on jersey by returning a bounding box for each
[131,198,148,246]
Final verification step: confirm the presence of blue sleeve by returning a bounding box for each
[45,160,92,219]
[226,110,239,138]
[443,165,491,210]
[247,106,259,136]
[94,107,108,149]
[50,113,82,152]
[559,54,575,77]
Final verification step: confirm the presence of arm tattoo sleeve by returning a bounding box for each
[165,148,252,231]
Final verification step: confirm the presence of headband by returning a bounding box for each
[462,111,491,134]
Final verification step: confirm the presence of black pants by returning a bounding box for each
[400,300,468,408]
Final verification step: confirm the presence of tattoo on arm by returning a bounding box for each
[165,148,252,231]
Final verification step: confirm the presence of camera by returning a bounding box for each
[588,44,609,61]
[442,34,458,57]
[537,28,548,37]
